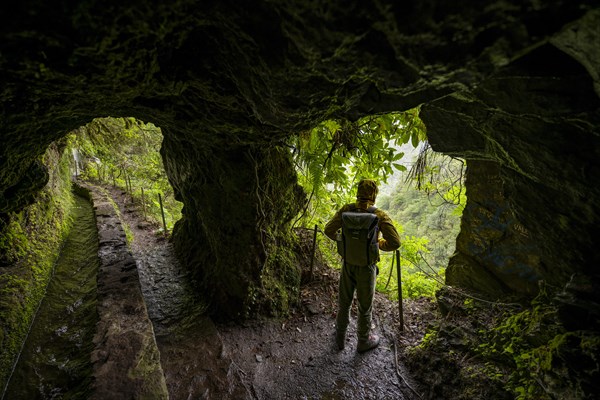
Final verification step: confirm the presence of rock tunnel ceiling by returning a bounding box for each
[1,1,599,318]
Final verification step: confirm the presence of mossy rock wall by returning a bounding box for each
[421,25,600,300]
[0,142,74,392]
[165,143,305,317]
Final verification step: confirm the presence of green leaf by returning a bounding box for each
[411,131,420,148]
[392,152,405,161]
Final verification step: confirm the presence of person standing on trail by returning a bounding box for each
[324,179,401,353]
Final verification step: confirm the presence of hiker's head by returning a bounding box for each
[356,179,378,203]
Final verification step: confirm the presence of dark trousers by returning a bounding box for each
[336,262,376,341]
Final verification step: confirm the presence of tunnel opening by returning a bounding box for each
[69,117,183,234]
[0,116,184,396]
[291,107,465,301]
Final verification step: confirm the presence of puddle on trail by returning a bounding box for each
[3,194,99,400]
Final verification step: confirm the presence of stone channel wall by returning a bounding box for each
[76,183,168,399]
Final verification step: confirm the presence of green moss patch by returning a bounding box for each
[0,141,75,392]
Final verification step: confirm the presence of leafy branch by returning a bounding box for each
[291,108,427,227]
[406,141,466,212]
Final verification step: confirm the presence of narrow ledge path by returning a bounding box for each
[78,182,169,399]
[102,184,251,399]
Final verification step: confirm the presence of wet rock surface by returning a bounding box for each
[105,185,251,399]
[218,290,418,400]
[3,193,98,399]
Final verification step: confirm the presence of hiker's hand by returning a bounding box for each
[378,238,385,249]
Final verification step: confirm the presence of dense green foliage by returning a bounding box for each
[71,117,182,233]
[474,287,600,399]
[291,109,464,299]
[376,146,464,299]
[0,142,74,393]
[292,108,425,224]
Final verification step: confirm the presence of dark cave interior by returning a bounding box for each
[1,2,599,396]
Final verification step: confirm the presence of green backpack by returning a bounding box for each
[337,205,379,266]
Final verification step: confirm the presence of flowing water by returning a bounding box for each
[3,194,99,400]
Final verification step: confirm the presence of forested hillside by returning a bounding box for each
[376,144,464,299]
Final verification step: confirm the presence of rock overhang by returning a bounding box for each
[0,0,599,314]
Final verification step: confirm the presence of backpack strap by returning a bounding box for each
[349,204,377,213]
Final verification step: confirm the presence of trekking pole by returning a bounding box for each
[396,249,404,331]
[309,224,318,281]
[384,252,395,289]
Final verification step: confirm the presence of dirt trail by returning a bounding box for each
[219,279,422,400]
[105,185,429,400]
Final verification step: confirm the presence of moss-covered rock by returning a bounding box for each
[0,141,74,392]
[169,145,305,318]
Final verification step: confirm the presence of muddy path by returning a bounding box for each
[219,279,423,400]
[104,184,430,400]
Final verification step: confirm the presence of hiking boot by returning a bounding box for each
[357,334,380,353]
[335,330,347,350]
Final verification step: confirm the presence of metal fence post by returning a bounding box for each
[396,249,404,330]
[141,187,147,220]
[128,176,133,203]
[158,193,167,235]
[309,224,318,280]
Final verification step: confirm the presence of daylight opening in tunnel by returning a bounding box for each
[0,116,186,397]
[291,108,465,301]
[69,117,182,233]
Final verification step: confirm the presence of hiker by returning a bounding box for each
[324,179,400,352]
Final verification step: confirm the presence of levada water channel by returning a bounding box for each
[3,193,99,399]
